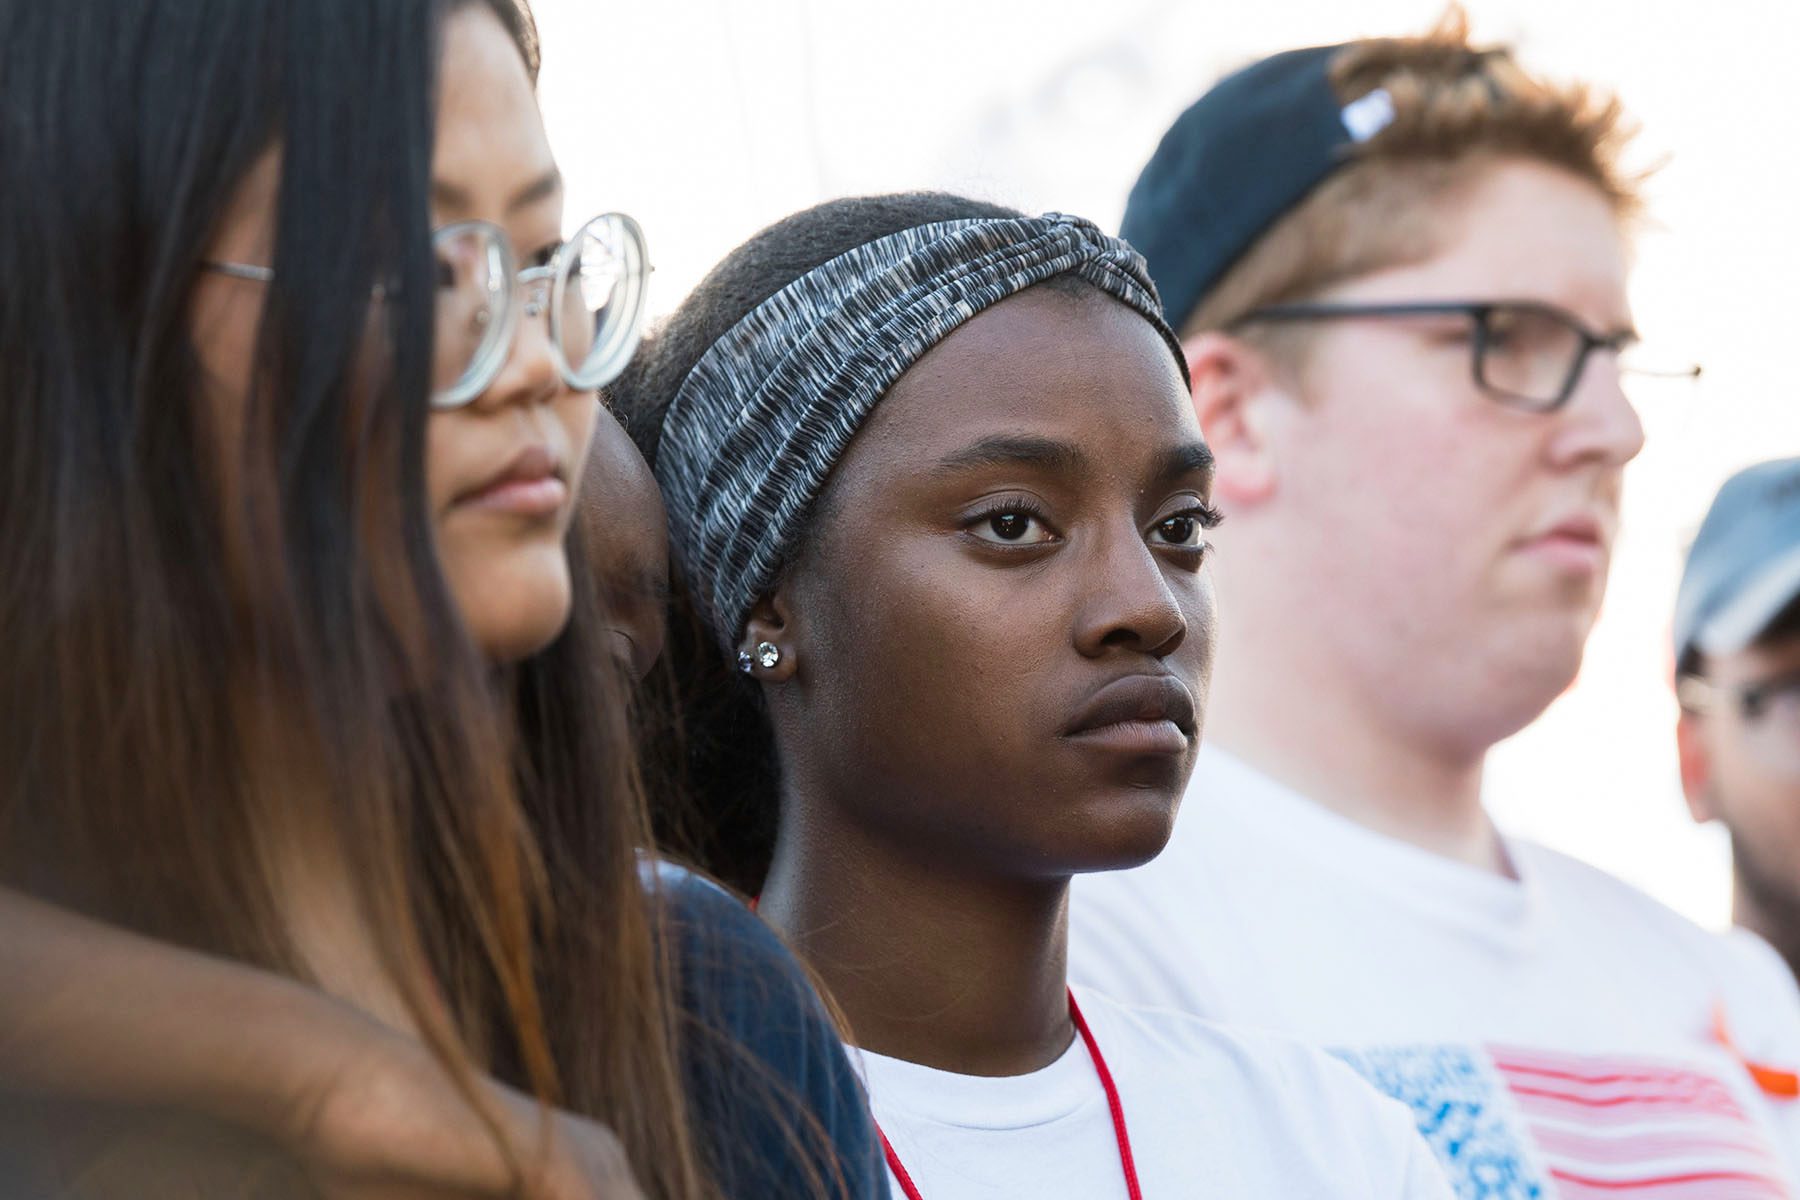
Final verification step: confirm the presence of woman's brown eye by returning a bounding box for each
[969,508,1052,546]
[991,513,1030,540]
[1152,514,1209,548]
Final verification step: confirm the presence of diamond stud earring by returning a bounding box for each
[738,643,782,673]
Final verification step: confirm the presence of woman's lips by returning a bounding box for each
[456,445,567,516]
[1061,674,1197,757]
[1062,718,1192,756]
[460,475,568,515]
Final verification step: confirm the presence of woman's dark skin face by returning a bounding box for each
[754,286,1216,1075]
[581,403,670,681]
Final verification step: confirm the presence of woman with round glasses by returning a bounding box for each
[204,210,651,408]
[0,2,879,1197]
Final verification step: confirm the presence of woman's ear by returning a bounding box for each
[1183,331,1282,508]
[738,587,800,684]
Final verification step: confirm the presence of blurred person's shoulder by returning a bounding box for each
[1719,925,1800,1042]
[645,859,889,1200]
[645,859,832,1032]
[1516,837,1744,955]
[1725,925,1799,992]
[1513,838,1800,1019]
[648,859,768,946]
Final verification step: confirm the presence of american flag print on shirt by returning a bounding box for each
[1335,1043,1795,1200]
[1491,1044,1790,1199]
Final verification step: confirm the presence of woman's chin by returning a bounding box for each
[458,556,574,666]
[1063,790,1183,875]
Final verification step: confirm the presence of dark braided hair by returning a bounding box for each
[612,191,1099,894]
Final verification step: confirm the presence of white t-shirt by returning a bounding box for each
[850,983,1454,1199]
[1071,746,1800,1197]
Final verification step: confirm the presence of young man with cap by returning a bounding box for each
[1678,459,1800,985]
[1070,17,1800,1195]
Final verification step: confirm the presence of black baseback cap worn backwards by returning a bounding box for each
[1122,42,1398,333]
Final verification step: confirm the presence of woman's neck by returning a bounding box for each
[759,806,1073,1077]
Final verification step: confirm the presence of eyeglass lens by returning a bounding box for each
[431,214,645,406]
[556,216,635,388]
[434,227,511,401]
[1476,305,1589,408]
[1743,677,1800,772]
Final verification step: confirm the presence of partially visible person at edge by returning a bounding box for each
[0,2,883,1197]
[1064,14,1800,1195]
[615,190,1456,1199]
[1677,460,1800,988]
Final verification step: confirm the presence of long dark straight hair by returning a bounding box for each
[0,0,706,1194]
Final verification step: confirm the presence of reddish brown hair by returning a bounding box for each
[1187,8,1641,349]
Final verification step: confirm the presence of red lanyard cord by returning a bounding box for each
[744,898,1142,1195]
[875,988,1143,1200]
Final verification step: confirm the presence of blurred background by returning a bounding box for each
[533,0,1800,928]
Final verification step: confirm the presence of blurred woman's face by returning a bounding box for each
[189,5,608,664]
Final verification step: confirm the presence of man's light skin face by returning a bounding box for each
[1208,157,1645,755]
[1680,630,1800,941]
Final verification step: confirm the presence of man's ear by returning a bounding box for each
[1676,710,1717,824]
[738,586,800,684]
[1184,331,1283,507]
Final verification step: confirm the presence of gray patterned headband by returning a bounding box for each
[655,212,1186,647]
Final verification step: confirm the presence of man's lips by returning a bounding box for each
[1516,512,1611,573]
[1061,674,1198,756]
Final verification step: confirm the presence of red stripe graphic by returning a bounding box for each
[1532,1127,1773,1166]
[1483,1044,1791,1199]
[1551,1168,1788,1199]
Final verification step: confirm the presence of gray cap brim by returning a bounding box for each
[1694,541,1800,657]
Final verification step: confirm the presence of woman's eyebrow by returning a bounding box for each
[504,167,562,215]
[429,167,563,218]
[1149,441,1216,487]
[929,433,1088,478]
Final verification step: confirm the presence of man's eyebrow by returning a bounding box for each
[1149,441,1216,486]
[429,167,562,219]
[928,434,1090,477]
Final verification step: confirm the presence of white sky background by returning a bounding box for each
[533,0,1800,928]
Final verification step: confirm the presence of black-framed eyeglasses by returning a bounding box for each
[1679,669,1800,720]
[1678,669,1800,772]
[1232,299,1700,413]
[202,212,651,409]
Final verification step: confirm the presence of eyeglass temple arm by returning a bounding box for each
[1621,362,1703,380]
[200,260,276,283]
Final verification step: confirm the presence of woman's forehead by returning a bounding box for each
[431,5,557,223]
[864,291,1197,467]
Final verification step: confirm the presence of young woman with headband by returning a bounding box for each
[620,192,1454,1198]
[0,2,880,1196]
